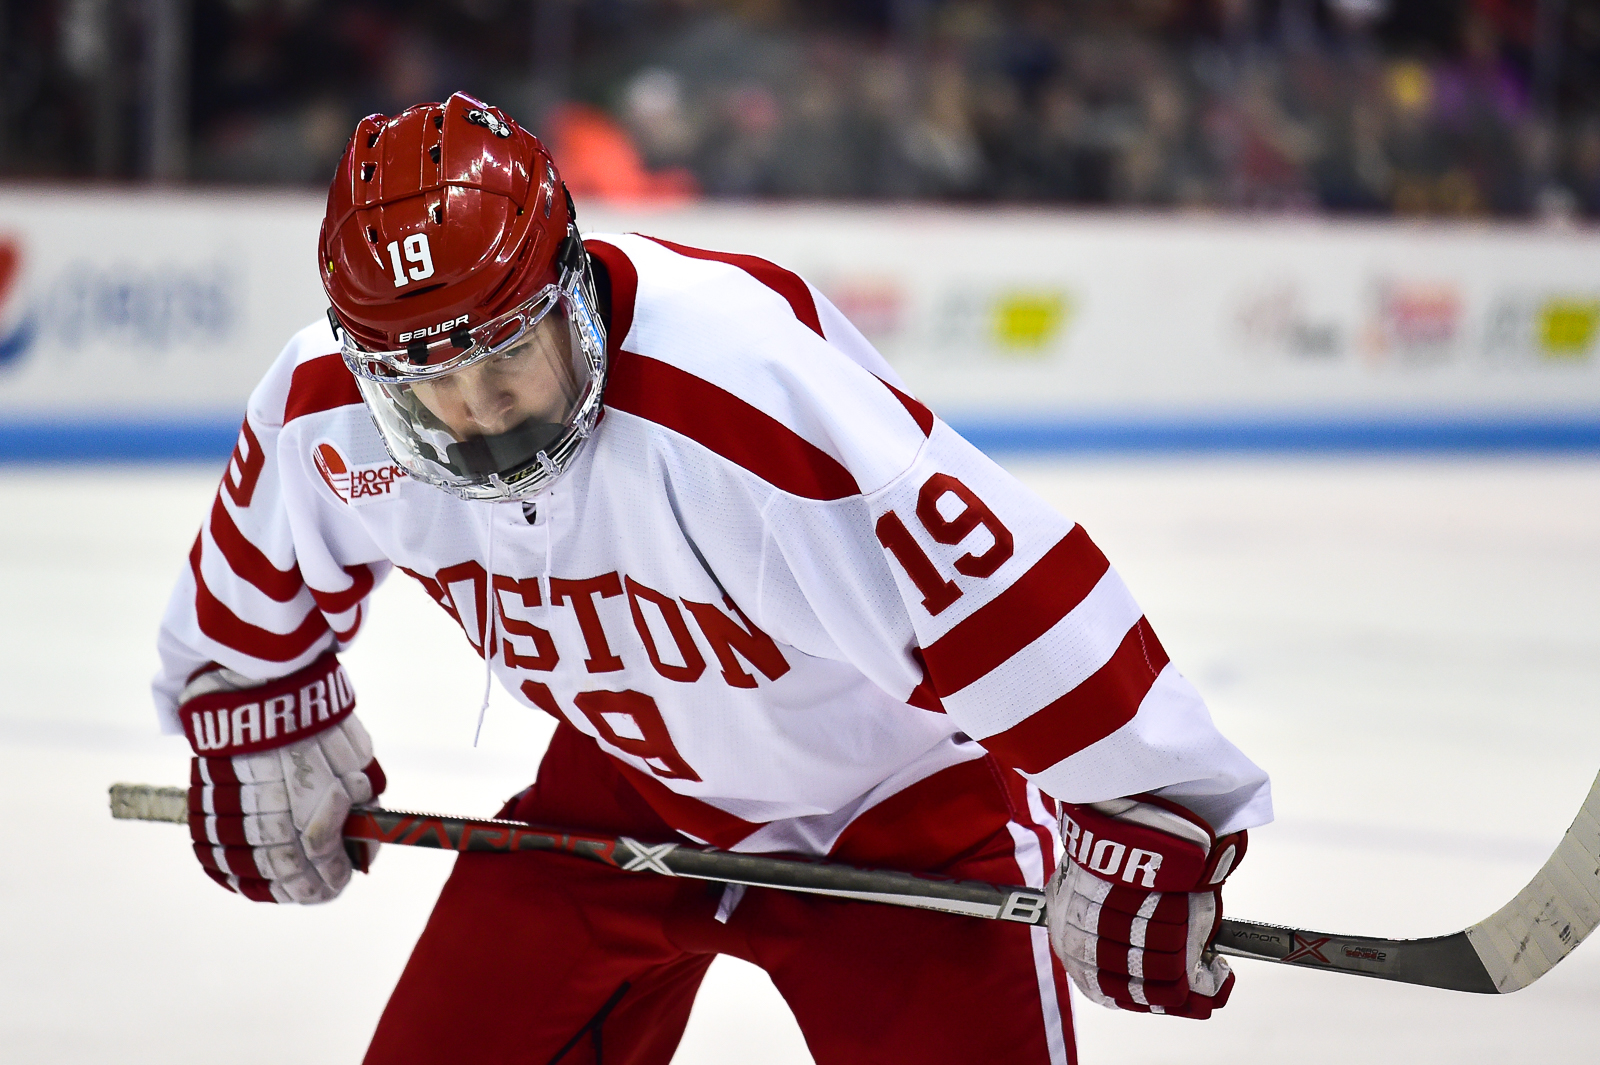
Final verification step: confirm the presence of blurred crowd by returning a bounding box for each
[9,0,1600,217]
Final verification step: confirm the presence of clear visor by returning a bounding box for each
[349,285,604,500]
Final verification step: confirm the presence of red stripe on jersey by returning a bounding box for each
[921,526,1110,696]
[284,353,362,425]
[879,377,935,437]
[584,239,637,360]
[308,563,377,616]
[906,648,946,713]
[518,679,564,719]
[207,494,304,602]
[330,603,363,642]
[642,236,824,337]
[997,763,1058,879]
[828,755,1013,871]
[906,677,944,713]
[611,235,930,449]
[189,535,331,662]
[606,350,861,500]
[606,756,762,849]
[978,617,1170,774]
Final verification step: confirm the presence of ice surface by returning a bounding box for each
[1,457,1596,1063]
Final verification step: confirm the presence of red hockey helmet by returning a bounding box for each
[319,92,607,501]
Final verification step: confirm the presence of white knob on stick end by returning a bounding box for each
[109,783,188,824]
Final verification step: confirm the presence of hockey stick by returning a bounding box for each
[109,771,1600,994]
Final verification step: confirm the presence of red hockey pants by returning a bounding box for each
[365,724,1075,1064]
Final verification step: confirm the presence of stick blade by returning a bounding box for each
[1465,771,1600,993]
[109,783,188,824]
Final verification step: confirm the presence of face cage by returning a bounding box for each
[342,264,608,503]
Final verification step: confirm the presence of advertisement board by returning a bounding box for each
[1,190,1597,458]
[0,189,325,458]
[588,206,1600,450]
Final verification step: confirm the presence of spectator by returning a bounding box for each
[547,103,699,205]
[4,0,1591,218]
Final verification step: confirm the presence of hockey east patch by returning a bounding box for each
[314,440,407,506]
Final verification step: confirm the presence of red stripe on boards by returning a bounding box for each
[284,354,363,425]
[921,526,1111,696]
[978,617,1171,775]
[642,236,824,337]
[189,535,332,663]
[606,351,861,500]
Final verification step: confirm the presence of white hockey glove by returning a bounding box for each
[178,652,386,904]
[1046,796,1246,1019]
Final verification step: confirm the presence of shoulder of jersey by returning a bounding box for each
[247,316,366,431]
[586,233,936,501]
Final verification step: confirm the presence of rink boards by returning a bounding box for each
[0,190,1597,457]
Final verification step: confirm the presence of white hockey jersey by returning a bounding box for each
[155,233,1271,856]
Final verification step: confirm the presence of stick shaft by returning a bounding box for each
[113,778,1600,994]
[106,784,1046,924]
[340,806,1499,990]
[342,807,1050,924]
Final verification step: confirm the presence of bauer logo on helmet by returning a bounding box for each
[399,313,471,345]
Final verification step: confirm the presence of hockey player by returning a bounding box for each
[157,93,1271,1064]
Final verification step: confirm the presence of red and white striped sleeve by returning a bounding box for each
[152,322,390,733]
[596,233,1269,835]
[756,413,1271,835]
